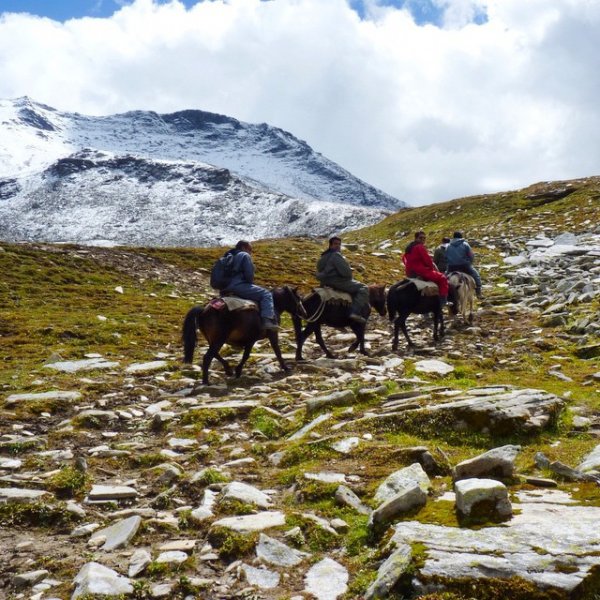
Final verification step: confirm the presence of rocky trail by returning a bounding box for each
[1,229,599,600]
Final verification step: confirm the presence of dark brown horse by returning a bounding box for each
[387,280,445,350]
[293,284,387,360]
[182,286,306,385]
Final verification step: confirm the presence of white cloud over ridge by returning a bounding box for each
[1,0,599,205]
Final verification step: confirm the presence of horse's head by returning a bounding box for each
[274,286,308,319]
[368,284,387,317]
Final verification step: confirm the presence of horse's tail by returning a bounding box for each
[182,306,203,364]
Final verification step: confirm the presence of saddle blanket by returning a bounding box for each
[209,296,258,312]
[313,287,352,304]
[397,278,439,296]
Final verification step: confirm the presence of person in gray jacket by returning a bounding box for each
[316,236,369,324]
[225,240,279,330]
[445,231,483,297]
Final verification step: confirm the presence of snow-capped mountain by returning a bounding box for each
[0,97,406,246]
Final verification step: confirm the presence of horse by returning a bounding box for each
[293,284,387,360]
[447,271,476,325]
[182,286,306,385]
[387,280,445,350]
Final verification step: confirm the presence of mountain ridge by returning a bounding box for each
[0,97,405,247]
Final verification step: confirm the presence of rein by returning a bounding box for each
[303,292,327,323]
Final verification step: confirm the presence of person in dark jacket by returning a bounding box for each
[402,231,448,305]
[445,231,482,298]
[316,236,369,324]
[433,237,451,272]
[222,240,279,330]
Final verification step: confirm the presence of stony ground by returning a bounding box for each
[1,226,599,600]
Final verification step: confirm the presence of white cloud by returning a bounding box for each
[0,0,599,205]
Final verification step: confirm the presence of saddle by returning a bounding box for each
[312,287,352,305]
[208,296,258,312]
[396,278,440,297]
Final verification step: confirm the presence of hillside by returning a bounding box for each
[0,177,599,599]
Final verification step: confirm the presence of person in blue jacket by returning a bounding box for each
[445,231,483,298]
[224,240,279,330]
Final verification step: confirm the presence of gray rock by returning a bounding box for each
[240,563,280,589]
[391,489,600,594]
[369,484,427,529]
[89,515,141,551]
[5,390,82,405]
[578,444,600,474]
[374,463,431,504]
[125,360,168,373]
[156,550,188,565]
[306,390,356,414]
[414,359,454,375]
[453,444,521,481]
[212,511,286,533]
[288,413,332,440]
[454,478,512,521]
[335,485,371,515]
[304,557,348,600]
[222,481,272,509]
[12,569,49,589]
[87,485,137,501]
[72,562,132,599]
[128,548,151,577]
[364,543,412,600]
[45,358,119,372]
[256,533,309,567]
[0,488,49,502]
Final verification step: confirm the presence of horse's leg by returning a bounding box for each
[293,316,306,361]
[214,353,234,377]
[234,343,255,378]
[202,334,228,385]
[314,325,335,359]
[392,318,401,351]
[439,308,446,338]
[349,323,368,355]
[399,311,414,347]
[433,310,439,341]
[265,330,290,373]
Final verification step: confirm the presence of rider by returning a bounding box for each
[433,237,451,272]
[221,240,279,331]
[445,231,483,298]
[402,231,448,306]
[316,236,369,324]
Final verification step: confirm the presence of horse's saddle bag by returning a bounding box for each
[209,296,258,312]
[313,287,352,305]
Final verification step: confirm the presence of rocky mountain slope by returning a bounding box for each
[0,177,599,599]
[0,97,404,246]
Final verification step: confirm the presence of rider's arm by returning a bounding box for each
[332,253,353,279]
[239,252,255,283]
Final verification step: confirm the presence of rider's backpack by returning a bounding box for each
[210,252,236,290]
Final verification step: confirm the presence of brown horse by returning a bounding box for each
[182,286,306,385]
[293,284,387,360]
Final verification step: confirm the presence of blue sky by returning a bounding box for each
[0,0,477,26]
[0,0,598,206]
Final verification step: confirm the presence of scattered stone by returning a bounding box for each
[454,478,512,522]
[5,390,82,405]
[304,557,348,600]
[304,471,347,484]
[256,533,309,567]
[87,485,137,501]
[155,550,188,565]
[128,548,152,577]
[44,358,119,372]
[365,543,412,600]
[306,390,356,414]
[240,563,280,589]
[12,569,49,589]
[578,444,600,474]
[335,485,371,515]
[414,359,454,375]
[288,413,332,441]
[331,436,360,454]
[89,515,142,551]
[369,484,427,530]
[125,360,168,373]
[0,488,49,502]
[453,444,521,481]
[72,562,133,599]
[212,511,286,533]
[374,463,431,504]
[222,481,272,509]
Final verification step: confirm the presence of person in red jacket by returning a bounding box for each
[402,231,448,305]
